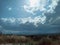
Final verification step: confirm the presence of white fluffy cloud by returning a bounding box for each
[1,18,16,23]
[20,16,46,26]
[23,0,59,26]
[1,16,46,27]
[24,0,59,14]
[47,0,59,13]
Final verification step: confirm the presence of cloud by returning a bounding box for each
[0,0,60,35]
[20,16,46,26]
[0,17,60,34]
[1,0,58,27]
[1,18,16,24]
[24,0,59,14]
[23,0,59,26]
[0,16,46,27]
[51,17,60,25]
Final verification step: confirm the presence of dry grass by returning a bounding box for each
[0,35,60,45]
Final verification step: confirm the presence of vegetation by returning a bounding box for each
[0,35,60,45]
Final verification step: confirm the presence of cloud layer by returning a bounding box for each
[0,17,60,34]
[23,0,59,25]
[1,0,59,27]
[0,0,60,34]
[0,16,46,27]
[24,0,59,14]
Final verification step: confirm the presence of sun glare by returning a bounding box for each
[29,0,40,7]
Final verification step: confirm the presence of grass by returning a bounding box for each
[0,35,60,45]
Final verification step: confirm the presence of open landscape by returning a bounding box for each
[0,0,60,45]
[0,34,60,45]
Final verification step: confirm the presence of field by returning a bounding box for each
[0,35,60,45]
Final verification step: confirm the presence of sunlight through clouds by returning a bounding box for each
[0,0,59,27]
[24,0,59,14]
[23,0,59,26]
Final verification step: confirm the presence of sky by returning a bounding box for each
[0,0,60,35]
